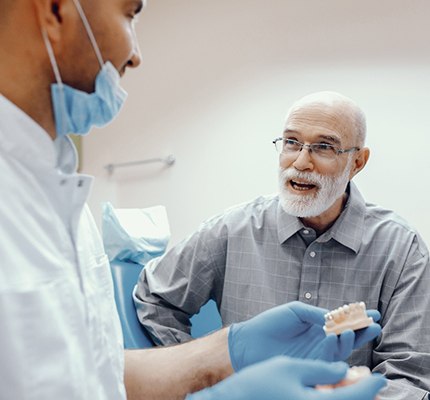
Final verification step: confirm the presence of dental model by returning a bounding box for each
[323,302,373,335]
[317,366,373,390]
[338,366,372,387]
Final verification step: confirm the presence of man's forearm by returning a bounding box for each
[124,328,233,400]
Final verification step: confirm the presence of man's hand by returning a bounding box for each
[228,301,381,371]
[187,357,386,400]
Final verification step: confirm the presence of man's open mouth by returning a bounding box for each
[288,179,318,192]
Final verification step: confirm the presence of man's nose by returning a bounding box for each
[291,146,314,171]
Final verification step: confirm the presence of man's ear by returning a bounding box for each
[32,0,67,43]
[349,147,370,180]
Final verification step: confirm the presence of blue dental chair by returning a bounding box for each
[110,259,222,349]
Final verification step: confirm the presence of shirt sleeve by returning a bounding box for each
[373,235,430,400]
[133,216,228,345]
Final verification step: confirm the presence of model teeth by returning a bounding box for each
[323,302,374,335]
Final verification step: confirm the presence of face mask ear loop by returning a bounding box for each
[42,29,63,88]
[71,0,104,69]
[42,29,69,138]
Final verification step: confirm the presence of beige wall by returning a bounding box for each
[83,0,430,246]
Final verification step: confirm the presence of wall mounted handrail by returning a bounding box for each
[105,154,175,175]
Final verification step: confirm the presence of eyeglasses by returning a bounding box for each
[272,137,360,161]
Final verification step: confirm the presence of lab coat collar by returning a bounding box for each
[0,94,78,175]
[54,134,79,174]
[0,94,57,171]
[0,94,93,233]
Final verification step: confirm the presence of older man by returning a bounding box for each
[135,91,430,399]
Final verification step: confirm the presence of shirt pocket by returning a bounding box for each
[84,254,123,377]
[0,278,90,400]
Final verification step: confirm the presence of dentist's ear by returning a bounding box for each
[33,0,71,43]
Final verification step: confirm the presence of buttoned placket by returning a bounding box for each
[54,135,94,323]
[298,228,321,305]
[59,172,93,307]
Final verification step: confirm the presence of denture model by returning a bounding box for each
[317,366,372,390]
[323,302,373,335]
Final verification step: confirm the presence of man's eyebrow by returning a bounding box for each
[283,130,342,146]
[282,129,299,136]
[318,135,341,146]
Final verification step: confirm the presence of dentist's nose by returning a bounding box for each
[127,42,142,68]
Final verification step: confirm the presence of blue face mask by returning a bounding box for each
[42,0,128,137]
[49,61,127,136]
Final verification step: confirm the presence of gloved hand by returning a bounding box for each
[186,357,386,400]
[228,301,381,371]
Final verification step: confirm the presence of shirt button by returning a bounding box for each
[304,292,312,300]
[310,251,316,258]
[303,229,309,234]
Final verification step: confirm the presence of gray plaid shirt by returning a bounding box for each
[134,182,430,399]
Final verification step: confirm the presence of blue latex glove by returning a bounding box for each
[187,357,386,400]
[228,301,381,371]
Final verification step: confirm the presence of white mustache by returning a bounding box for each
[279,168,325,189]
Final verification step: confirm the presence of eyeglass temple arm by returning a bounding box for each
[337,146,361,154]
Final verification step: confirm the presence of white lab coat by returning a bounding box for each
[0,95,125,399]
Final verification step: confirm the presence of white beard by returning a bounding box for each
[278,158,353,218]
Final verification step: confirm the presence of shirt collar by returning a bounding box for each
[276,181,366,253]
[277,200,305,244]
[0,94,78,175]
[323,182,365,253]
